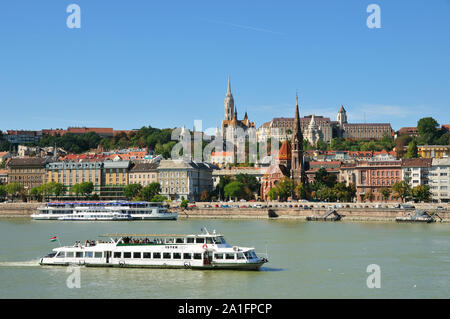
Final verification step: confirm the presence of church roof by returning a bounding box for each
[278,141,292,160]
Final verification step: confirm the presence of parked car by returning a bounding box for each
[435,206,445,210]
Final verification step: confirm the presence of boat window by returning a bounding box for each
[244,252,251,259]
[225,253,235,260]
[163,252,171,259]
[193,253,202,260]
[94,252,102,258]
[114,252,121,258]
[66,252,74,258]
[133,252,141,259]
[76,252,83,258]
[124,252,131,259]
[195,238,205,244]
[250,252,257,259]
[165,238,174,244]
[173,253,181,259]
[214,236,225,244]
[85,252,93,258]
[214,253,224,260]
[237,253,245,260]
[206,237,213,244]
[183,253,192,259]
[56,252,65,258]
[175,238,184,244]
[143,253,151,258]
[153,252,161,259]
[186,238,195,244]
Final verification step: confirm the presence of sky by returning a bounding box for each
[0,0,449,134]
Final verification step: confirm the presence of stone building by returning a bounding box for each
[128,162,159,186]
[46,160,103,197]
[429,158,450,203]
[7,157,48,191]
[417,145,450,159]
[158,159,217,201]
[401,158,432,189]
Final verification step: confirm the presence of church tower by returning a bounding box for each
[337,105,347,126]
[224,77,234,120]
[290,95,306,185]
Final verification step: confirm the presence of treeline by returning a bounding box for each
[123,182,166,202]
[214,174,261,201]
[39,132,102,154]
[396,117,450,158]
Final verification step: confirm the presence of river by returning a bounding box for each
[0,218,449,298]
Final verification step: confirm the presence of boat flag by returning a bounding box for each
[50,236,57,242]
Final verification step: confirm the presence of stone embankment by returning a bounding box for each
[0,202,449,222]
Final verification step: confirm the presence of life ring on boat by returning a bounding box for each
[119,261,125,267]
[184,262,191,268]
[202,243,208,250]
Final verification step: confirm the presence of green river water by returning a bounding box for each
[0,218,449,298]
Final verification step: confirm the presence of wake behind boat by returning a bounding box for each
[31,201,178,221]
[39,229,268,270]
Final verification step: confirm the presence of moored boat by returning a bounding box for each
[39,229,268,270]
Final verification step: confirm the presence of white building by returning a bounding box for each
[158,160,217,201]
[401,158,432,189]
[430,158,450,203]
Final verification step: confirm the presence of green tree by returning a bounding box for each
[392,181,411,203]
[364,190,375,202]
[315,168,337,188]
[411,185,431,202]
[380,188,392,202]
[224,181,245,200]
[295,182,308,200]
[151,194,167,202]
[272,177,297,201]
[140,182,161,201]
[5,182,24,202]
[0,185,8,201]
[405,140,418,158]
[123,184,143,200]
[180,199,189,209]
[417,117,439,144]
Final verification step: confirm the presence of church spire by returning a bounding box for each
[224,76,234,120]
[227,76,231,94]
[291,94,306,185]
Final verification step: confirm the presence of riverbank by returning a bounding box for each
[1,202,449,222]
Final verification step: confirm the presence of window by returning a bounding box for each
[186,238,195,244]
[56,252,65,258]
[66,252,74,258]
[143,253,151,259]
[193,253,202,260]
[124,252,132,259]
[206,238,213,244]
[175,238,184,244]
[214,253,224,260]
[114,252,121,258]
[183,253,192,259]
[196,238,205,244]
[133,252,141,259]
[165,238,174,244]
[94,252,102,258]
[173,253,181,259]
[225,253,235,260]
[76,252,83,258]
[163,252,171,259]
[153,252,161,259]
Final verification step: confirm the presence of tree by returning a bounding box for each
[224,181,245,201]
[123,184,143,200]
[417,117,439,144]
[380,188,392,202]
[315,168,337,188]
[405,140,418,159]
[71,182,94,199]
[0,185,8,201]
[151,194,167,202]
[272,177,297,201]
[392,181,411,202]
[140,182,161,201]
[295,182,308,200]
[5,183,24,202]
[364,190,375,202]
[411,185,431,202]
[180,199,189,209]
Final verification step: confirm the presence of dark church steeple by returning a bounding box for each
[290,95,306,185]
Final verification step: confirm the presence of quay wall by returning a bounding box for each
[0,202,449,222]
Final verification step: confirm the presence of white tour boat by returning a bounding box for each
[31,201,178,221]
[39,229,268,270]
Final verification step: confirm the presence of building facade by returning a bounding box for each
[418,145,450,159]
[401,158,432,189]
[7,158,48,191]
[158,160,216,201]
[129,163,158,186]
[429,158,450,203]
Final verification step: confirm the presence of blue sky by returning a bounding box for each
[0,0,449,134]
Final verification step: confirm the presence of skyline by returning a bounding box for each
[1,1,449,132]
